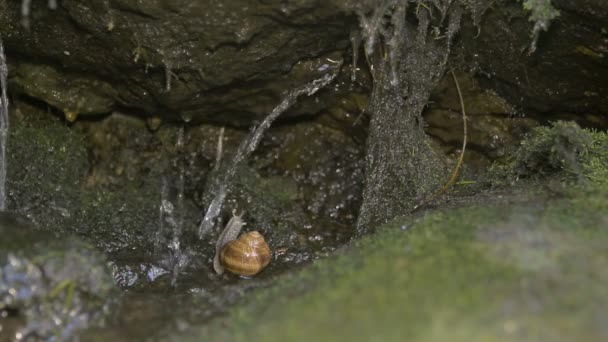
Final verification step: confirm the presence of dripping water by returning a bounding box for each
[155,177,171,256]
[350,29,361,82]
[170,127,186,286]
[21,0,58,29]
[164,62,173,93]
[0,38,9,211]
[198,71,339,239]
[155,126,188,286]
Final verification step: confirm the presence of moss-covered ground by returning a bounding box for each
[177,185,607,341]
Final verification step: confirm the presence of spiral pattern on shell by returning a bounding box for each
[220,231,270,276]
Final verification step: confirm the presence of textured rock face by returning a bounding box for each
[1,0,606,130]
[459,0,608,125]
[0,0,355,124]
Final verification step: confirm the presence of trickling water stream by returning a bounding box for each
[198,71,340,239]
[155,127,189,286]
[0,37,9,211]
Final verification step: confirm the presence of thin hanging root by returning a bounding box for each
[412,68,468,212]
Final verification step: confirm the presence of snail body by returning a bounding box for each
[220,231,270,276]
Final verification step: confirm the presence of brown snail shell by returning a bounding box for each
[220,231,270,276]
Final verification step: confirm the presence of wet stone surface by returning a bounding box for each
[425,71,539,170]
[458,0,608,127]
[0,0,356,125]
[0,213,116,341]
[2,92,366,339]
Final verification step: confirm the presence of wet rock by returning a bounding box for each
[0,212,116,341]
[0,0,355,124]
[12,63,116,118]
[196,118,365,269]
[7,96,365,294]
[7,103,170,256]
[459,0,608,127]
[257,121,364,241]
[231,168,307,246]
[425,72,539,168]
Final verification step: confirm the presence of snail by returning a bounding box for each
[213,211,271,277]
[220,231,271,276]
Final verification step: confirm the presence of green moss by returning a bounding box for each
[520,0,560,53]
[580,128,608,185]
[8,111,90,213]
[515,121,591,175]
[522,0,560,25]
[7,108,165,255]
[488,121,608,189]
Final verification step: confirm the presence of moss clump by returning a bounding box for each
[579,128,608,184]
[522,0,560,27]
[520,0,560,53]
[488,121,607,187]
[514,121,591,177]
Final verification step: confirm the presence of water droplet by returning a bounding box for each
[181,113,193,123]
